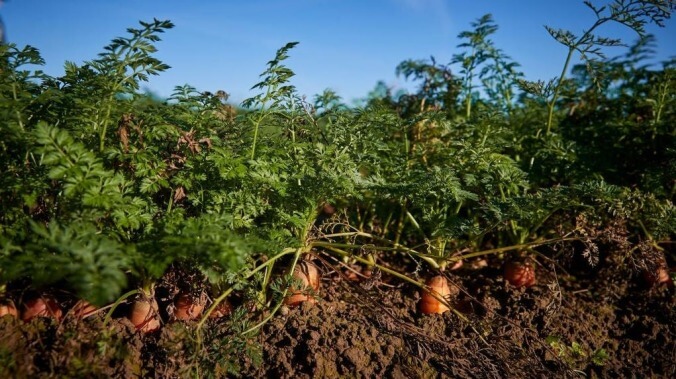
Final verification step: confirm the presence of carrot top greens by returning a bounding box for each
[0,2,674,375]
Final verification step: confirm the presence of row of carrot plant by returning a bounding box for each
[0,1,674,337]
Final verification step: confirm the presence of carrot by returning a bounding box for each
[174,292,205,321]
[284,260,321,307]
[0,299,18,318]
[419,275,456,314]
[449,260,464,271]
[344,265,372,281]
[129,292,161,333]
[21,296,62,322]
[642,264,673,287]
[504,260,536,288]
[72,299,98,319]
[208,298,233,319]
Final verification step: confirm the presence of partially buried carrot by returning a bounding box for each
[174,292,205,321]
[419,275,455,314]
[284,260,321,307]
[0,298,18,318]
[21,296,62,322]
[129,292,161,333]
[72,299,98,319]
[208,298,233,319]
[642,263,673,287]
[504,260,536,288]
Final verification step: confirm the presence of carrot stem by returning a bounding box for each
[322,245,468,321]
[102,289,139,327]
[242,247,304,335]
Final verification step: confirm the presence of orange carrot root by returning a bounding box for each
[174,293,205,321]
[643,265,673,287]
[72,300,98,319]
[21,297,62,322]
[129,296,161,333]
[0,299,18,318]
[504,261,537,288]
[419,275,455,315]
[284,260,321,307]
[208,299,234,319]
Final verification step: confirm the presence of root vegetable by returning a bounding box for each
[174,293,205,321]
[284,260,320,307]
[0,299,18,318]
[344,265,372,281]
[72,300,98,319]
[344,268,359,281]
[449,259,464,271]
[642,265,673,287]
[419,275,455,314]
[504,261,536,288]
[21,297,62,322]
[129,295,161,333]
[208,299,233,319]
[468,258,488,270]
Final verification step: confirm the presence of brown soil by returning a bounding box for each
[1,254,674,378]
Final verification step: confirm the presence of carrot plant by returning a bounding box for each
[0,2,674,375]
[523,0,674,133]
[452,14,498,119]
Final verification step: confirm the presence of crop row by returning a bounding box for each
[0,3,674,340]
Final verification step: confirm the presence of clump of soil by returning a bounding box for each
[0,253,673,378]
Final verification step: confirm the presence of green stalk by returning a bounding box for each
[437,239,448,271]
[321,245,468,322]
[546,47,574,134]
[357,202,373,232]
[465,69,473,119]
[313,236,579,268]
[480,125,491,147]
[11,83,24,131]
[464,46,477,119]
[312,240,439,269]
[102,289,139,327]
[318,231,424,253]
[452,237,579,261]
[166,189,175,213]
[99,94,115,152]
[194,247,300,365]
[546,16,611,134]
[393,202,407,245]
[250,116,264,160]
[139,281,155,299]
[454,201,463,215]
[405,211,425,238]
[250,85,273,160]
[196,247,296,333]
[99,36,143,152]
[312,241,412,252]
[381,210,394,237]
[260,261,274,305]
[241,248,304,335]
[654,78,669,125]
[241,286,291,335]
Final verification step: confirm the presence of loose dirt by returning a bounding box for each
[1,253,674,378]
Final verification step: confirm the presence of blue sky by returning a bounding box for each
[2,0,674,104]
